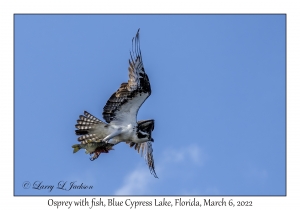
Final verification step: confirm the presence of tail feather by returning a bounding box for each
[75,111,107,140]
[83,111,103,123]
[75,130,88,135]
[78,133,103,142]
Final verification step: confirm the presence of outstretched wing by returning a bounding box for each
[127,141,158,178]
[102,29,151,124]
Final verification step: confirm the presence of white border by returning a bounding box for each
[1,0,298,209]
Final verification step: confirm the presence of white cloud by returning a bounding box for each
[163,144,205,166]
[114,144,205,195]
[114,167,152,195]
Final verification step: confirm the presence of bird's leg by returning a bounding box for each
[102,128,123,143]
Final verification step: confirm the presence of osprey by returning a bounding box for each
[72,29,158,178]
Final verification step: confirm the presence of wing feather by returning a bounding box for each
[126,141,158,178]
[102,29,151,124]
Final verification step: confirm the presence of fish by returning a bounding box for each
[72,140,114,161]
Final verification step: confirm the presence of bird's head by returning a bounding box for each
[137,119,154,142]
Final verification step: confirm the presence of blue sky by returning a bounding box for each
[14,14,286,196]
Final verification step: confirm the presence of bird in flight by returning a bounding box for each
[72,29,158,178]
